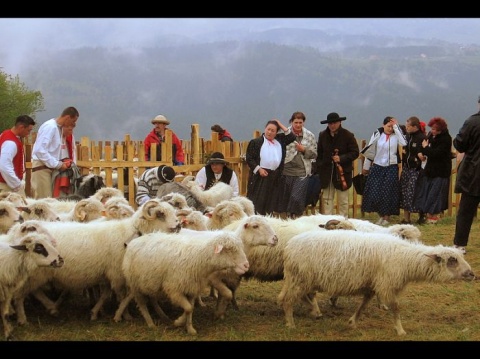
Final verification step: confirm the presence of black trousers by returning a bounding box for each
[453,192,480,247]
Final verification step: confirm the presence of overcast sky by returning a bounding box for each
[2,18,480,75]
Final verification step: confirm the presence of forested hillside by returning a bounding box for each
[20,40,480,142]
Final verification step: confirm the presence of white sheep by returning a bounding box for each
[91,186,124,204]
[104,202,135,220]
[0,232,64,340]
[229,196,255,216]
[0,201,24,234]
[221,215,328,317]
[113,231,250,335]
[203,215,278,319]
[17,200,61,222]
[183,179,233,208]
[58,197,105,222]
[0,192,28,206]
[278,230,475,335]
[11,199,181,325]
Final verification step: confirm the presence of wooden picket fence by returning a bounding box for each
[23,124,464,217]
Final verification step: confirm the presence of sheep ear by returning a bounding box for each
[244,222,249,229]
[17,206,31,214]
[214,244,224,254]
[424,253,442,263]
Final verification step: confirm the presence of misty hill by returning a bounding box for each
[18,34,480,144]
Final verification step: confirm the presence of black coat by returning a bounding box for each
[422,130,452,179]
[316,126,359,190]
[454,111,480,195]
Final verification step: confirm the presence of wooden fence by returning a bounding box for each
[23,124,464,217]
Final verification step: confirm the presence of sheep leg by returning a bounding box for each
[389,300,406,336]
[90,286,113,321]
[149,298,171,323]
[113,291,134,323]
[302,292,322,318]
[329,296,339,307]
[348,290,375,328]
[135,293,156,328]
[184,296,197,335]
[209,278,233,320]
[1,297,14,340]
[278,282,303,329]
[172,295,197,335]
[13,296,28,325]
[32,289,59,316]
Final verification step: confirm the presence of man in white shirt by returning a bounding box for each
[31,106,79,199]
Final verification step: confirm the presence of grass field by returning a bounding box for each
[5,213,480,344]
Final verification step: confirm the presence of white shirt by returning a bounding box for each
[0,139,22,189]
[32,118,63,169]
[195,166,239,197]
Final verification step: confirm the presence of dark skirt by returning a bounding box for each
[247,168,284,215]
[399,167,422,213]
[361,164,400,216]
[414,175,450,214]
[277,175,310,216]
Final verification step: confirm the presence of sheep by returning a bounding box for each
[183,179,233,208]
[0,192,28,206]
[11,199,181,325]
[57,197,105,222]
[229,196,255,216]
[113,231,250,335]
[91,187,124,204]
[202,215,278,319]
[221,215,329,317]
[74,174,106,198]
[179,210,208,231]
[103,199,135,220]
[0,232,64,340]
[0,201,24,234]
[158,192,191,211]
[16,200,61,222]
[278,230,475,335]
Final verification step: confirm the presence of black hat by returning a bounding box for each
[320,112,347,124]
[207,152,229,165]
[157,165,176,183]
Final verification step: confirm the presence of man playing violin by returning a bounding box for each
[316,112,360,217]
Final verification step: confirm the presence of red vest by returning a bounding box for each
[0,129,24,183]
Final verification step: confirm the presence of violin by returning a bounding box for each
[333,149,348,191]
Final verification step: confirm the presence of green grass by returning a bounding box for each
[7,215,480,342]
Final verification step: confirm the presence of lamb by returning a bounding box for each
[278,230,475,335]
[183,178,234,208]
[0,201,24,234]
[11,199,181,325]
[113,231,250,335]
[0,232,64,340]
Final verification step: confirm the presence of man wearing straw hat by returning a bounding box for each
[144,114,185,165]
[195,151,239,196]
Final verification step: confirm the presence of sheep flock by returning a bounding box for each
[0,183,476,340]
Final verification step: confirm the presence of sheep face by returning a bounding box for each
[240,215,278,247]
[425,247,475,282]
[136,199,181,234]
[212,234,249,275]
[7,220,57,246]
[10,232,64,268]
[74,198,105,222]
[17,202,60,222]
[0,201,23,234]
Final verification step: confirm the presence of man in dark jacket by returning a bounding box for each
[316,112,359,217]
[452,96,480,254]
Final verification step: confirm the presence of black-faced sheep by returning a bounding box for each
[0,232,64,340]
[278,230,475,335]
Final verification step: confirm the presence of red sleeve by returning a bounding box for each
[172,133,185,163]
